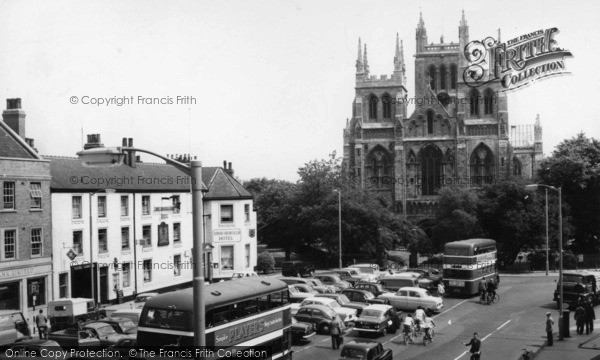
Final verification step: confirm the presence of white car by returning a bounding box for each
[348,264,380,281]
[288,285,317,302]
[298,297,357,324]
[341,267,373,282]
[377,287,443,313]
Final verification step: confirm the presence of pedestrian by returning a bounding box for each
[575,302,586,335]
[437,282,445,297]
[35,309,48,339]
[329,316,342,350]
[585,299,596,335]
[546,312,554,346]
[462,332,481,359]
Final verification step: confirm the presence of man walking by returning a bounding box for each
[546,312,554,346]
[585,299,596,335]
[35,309,48,339]
[462,332,482,359]
[575,302,585,335]
[329,316,342,350]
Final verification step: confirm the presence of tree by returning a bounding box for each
[431,186,482,251]
[538,133,600,253]
[256,251,275,274]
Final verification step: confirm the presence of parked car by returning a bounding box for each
[82,321,133,347]
[48,328,101,347]
[380,273,433,291]
[292,283,320,295]
[353,304,400,336]
[279,277,335,293]
[406,268,443,286]
[230,270,259,279]
[282,261,315,277]
[4,339,63,359]
[94,317,137,335]
[293,304,346,334]
[110,309,143,325]
[0,310,30,346]
[289,285,317,303]
[338,340,393,360]
[291,317,316,344]
[133,293,158,308]
[341,267,373,282]
[377,287,443,313]
[341,288,390,305]
[328,269,359,286]
[299,297,357,324]
[349,264,381,281]
[313,274,352,291]
[315,293,368,316]
[354,282,391,297]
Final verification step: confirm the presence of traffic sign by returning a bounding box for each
[202,243,214,252]
[66,249,77,260]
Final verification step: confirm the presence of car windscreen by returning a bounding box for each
[361,309,384,318]
[95,324,117,337]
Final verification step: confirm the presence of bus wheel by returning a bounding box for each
[320,324,330,335]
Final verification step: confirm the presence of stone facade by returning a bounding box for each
[343,12,543,220]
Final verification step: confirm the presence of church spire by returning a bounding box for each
[363,43,369,76]
[459,9,469,52]
[418,11,425,29]
[460,9,467,27]
[356,37,364,74]
[416,11,427,53]
[394,34,405,73]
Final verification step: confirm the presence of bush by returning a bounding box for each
[257,251,275,274]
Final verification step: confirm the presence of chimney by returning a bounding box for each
[225,161,234,177]
[122,138,129,165]
[83,134,103,149]
[2,98,26,139]
[25,138,37,152]
[128,138,136,168]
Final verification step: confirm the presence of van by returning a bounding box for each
[281,261,315,277]
[48,298,104,331]
[379,274,421,292]
[110,308,143,325]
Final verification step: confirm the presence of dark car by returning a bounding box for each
[354,282,391,297]
[282,261,315,277]
[338,340,393,360]
[291,318,316,344]
[328,270,359,286]
[353,304,399,337]
[342,289,390,305]
[313,274,352,291]
[83,321,133,347]
[315,293,368,316]
[294,304,346,334]
[406,268,443,286]
[95,317,137,335]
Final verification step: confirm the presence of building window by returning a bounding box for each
[143,260,152,282]
[28,277,46,307]
[245,244,250,268]
[172,195,180,214]
[244,204,250,222]
[382,93,392,119]
[121,227,130,250]
[513,156,523,176]
[426,109,434,134]
[142,225,151,247]
[122,263,131,288]
[31,228,42,257]
[3,182,15,210]
[121,196,129,217]
[368,94,378,119]
[72,196,82,219]
[484,88,495,115]
[174,254,181,277]
[98,229,108,253]
[221,246,234,270]
[157,222,169,246]
[3,229,16,260]
[439,64,447,90]
[173,223,181,243]
[470,144,495,186]
[59,273,68,298]
[0,282,19,310]
[220,205,234,223]
[470,89,481,117]
[427,65,437,90]
[113,273,120,291]
[73,231,83,255]
[30,182,42,209]
[142,196,151,215]
[97,196,107,218]
[450,64,458,89]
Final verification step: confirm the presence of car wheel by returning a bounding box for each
[320,323,330,335]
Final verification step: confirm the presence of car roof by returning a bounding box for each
[344,340,381,350]
[398,287,426,292]
[384,273,420,279]
[297,304,335,312]
[302,297,336,304]
[112,308,143,315]
[363,304,393,312]
[343,288,368,293]
[83,321,113,329]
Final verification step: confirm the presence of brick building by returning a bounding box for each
[0,98,52,324]
[342,12,543,221]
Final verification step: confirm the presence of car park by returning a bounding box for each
[282,261,315,277]
[354,282,391,297]
[313,274,352,291]
[338,340,393,360]
[293,304,346,334]
[341,288,390,305]
[377,287,443,313]
[291,317,316,344]
[315,293,368,316]
[299,297,357,324]
[353,304,400,336]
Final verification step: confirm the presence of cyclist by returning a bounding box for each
[413,306,426,332]
[486,278,497,303]
[402,314,415,343]
[478,279,487,302]
[462,332,482,360]
[422,315,435,343]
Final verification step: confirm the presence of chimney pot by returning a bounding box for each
[122,138,128,147]
[223,160,227,168]
[6,98,21,110]
[228,162,232,170]
[83,134,104,150]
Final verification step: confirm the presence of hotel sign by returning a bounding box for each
[213,229,242,242]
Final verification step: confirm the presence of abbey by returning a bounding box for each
[342,11,543,219]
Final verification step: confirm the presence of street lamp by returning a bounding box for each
[333,190,342,269]
[77,145,208,346]
[526,183,563,339]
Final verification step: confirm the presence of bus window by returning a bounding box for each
[258,295,269,311]
[242,299,258,316]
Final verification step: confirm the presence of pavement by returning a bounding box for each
[524,319,600,360]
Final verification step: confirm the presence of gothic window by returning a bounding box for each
[367,147,392,188]
[407,149,417,163]
[419,144,443,196]
[427,65,437,91]
[426,109,435,135]
[469,89,481,117]
[368,94,378,119]
[484,88,495,115]
[470,144,495,186]
[450,64,458,89]
[513,156,522,176]
[439,64,447,90]
[382,93,392,119]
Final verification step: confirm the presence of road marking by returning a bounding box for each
[453,320,512,359]
[434,299,470,318]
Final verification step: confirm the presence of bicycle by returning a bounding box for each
[423,327,435,346]
[480,292,499,305]
[402,327,413,345]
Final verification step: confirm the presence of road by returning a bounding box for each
[293,274,558,360]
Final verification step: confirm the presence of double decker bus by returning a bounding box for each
[442,239,499,296]
[137,277,292,359]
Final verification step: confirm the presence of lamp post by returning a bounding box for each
[334,190,342,269]
[77,146,207,346]
[526,183,563,339]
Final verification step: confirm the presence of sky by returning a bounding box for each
[0,0,598,182]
